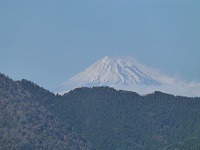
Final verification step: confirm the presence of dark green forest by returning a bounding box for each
[0,74,93,150]
[1,73,200,150]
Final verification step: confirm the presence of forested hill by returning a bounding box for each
[49,87,200,150]
[1,73,200,150]
[0,73,93,150]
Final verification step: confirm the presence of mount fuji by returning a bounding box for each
[55,56,177,95]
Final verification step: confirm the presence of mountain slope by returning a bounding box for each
[50,87,200,150]
[0,74,93,150]
[2,73,200,150]
[55,56,166,94]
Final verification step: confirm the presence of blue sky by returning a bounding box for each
[1,0,200,91]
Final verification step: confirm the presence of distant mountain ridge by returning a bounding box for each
[55,56,168,95]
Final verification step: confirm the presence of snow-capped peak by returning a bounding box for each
[55,56,166,94]
[54,56,200,97]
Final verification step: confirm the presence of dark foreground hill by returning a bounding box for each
[46,87,200,150]
[19,78,200,150]
[0,74,93,150]
[1,73,200,150]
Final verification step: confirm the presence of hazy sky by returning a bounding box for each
[1,0,200,91]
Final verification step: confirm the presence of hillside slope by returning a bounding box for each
[51,87,200,150]
[2,73,200,150]
[0,74,93,150]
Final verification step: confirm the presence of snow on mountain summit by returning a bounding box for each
[55,56,170,95]
[54,56,200,97]
[78,56,161,86]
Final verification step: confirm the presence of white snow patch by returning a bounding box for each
[54,56,200,97]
